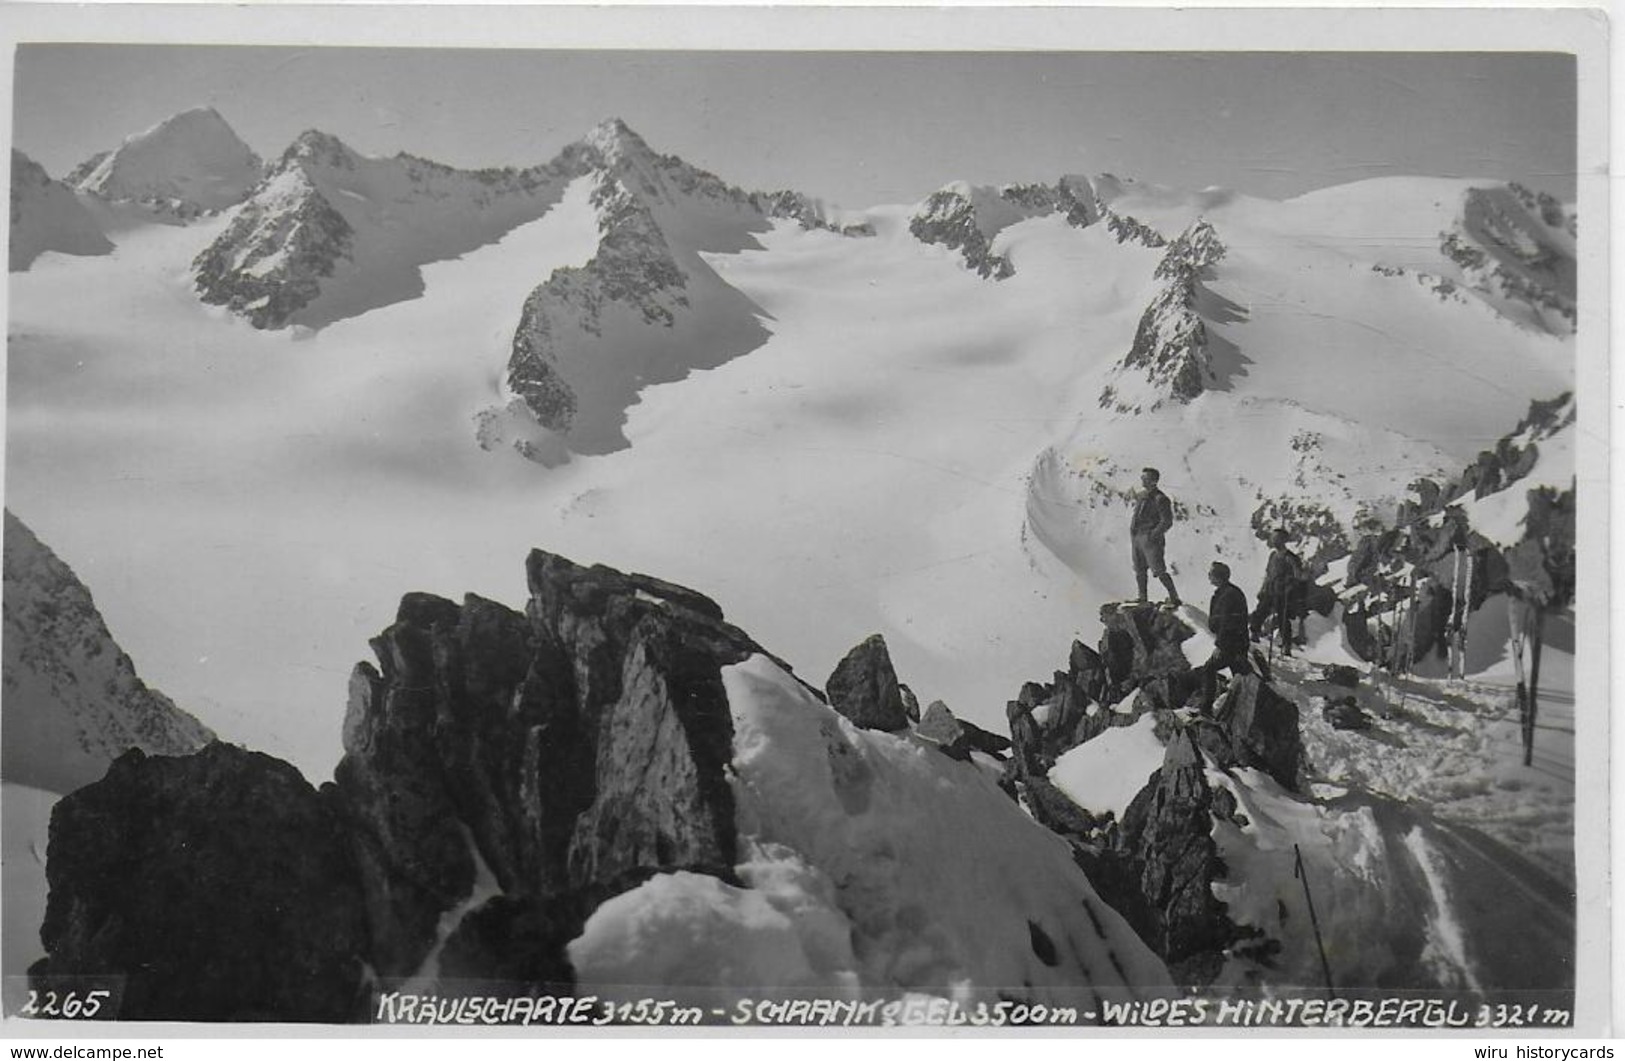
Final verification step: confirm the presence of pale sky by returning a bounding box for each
[13,46,1578,209]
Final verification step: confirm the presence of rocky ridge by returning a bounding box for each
[1098,218,1228,413]
[2,510,214,794]
[906,176,1105,279]
[1441,184,1576,334]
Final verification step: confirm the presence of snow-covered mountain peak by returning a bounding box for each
[496,122,879,457]
[579,118,769,224]
[279,128,363,173]
[74,106,262,214]
[1095,216,1231,413]
[9,149,113,271]
[583,117,656,168]
[1153,217,1227,281]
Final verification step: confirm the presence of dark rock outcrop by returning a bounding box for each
[338,552,769,979]
[35,548,794,1019]
[908,187,1015,280]
[898,683,922,723]
[1097,603,1195,702]
[1189,675,1302,791]
[437,894,582,988]
[35,743,368,1021]
[996,594,1306,985]
[1005,607,1196,782]
[907,177,1104,280]
[1104,209,1168,248]
[825,634,909,732]
[1115,732,1237,977]
[192,174,356,329]
[1441,185,1576,333]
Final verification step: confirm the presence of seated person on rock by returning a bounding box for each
[1200,561,1251,712]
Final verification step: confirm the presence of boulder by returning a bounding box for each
[1068,640,1111,703]
[1020,775,1107,838]
[1097,603,1195,702]
[917,700,1012,762]
[35,744,368,1021]
[825,634,909,731]
[1208,675,1302,791]
[1006,700,1046,778]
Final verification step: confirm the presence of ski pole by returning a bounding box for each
[1294,843,1335,998]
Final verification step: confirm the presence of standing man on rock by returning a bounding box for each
[1131,467,1181,606]
[1200,560,1252,712]
[1251,528,1305,657]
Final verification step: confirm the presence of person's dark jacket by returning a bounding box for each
[1258,547,1304,606]
[1131,488,1174,537]
[1209,581,1250,655]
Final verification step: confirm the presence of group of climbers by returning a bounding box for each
[1128,467,1308,711]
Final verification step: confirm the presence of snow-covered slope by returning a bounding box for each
[73,106,262,217]
[1204,648,1575,996]
[2,511,215,794]
[9,150,113,271]
[570,652,1172,1004]
[2,782,56,979]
